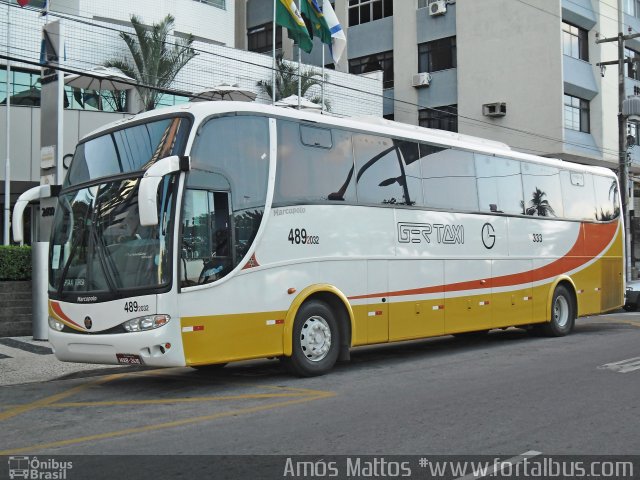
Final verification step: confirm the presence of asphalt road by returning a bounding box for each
[0,313,639,477]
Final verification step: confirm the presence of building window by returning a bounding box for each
[0,67,41,106]
[348,0,393,27]
[629,121,640,146]
[193,0,226,9]
[248,22,282,54]
[564,94,590,133]
[562,22,588,61]
[624,0,640,18]
[418,36,456,73]
[383,113,394,121]
[349,51,394,88]
[626,48,640,80]
[419,105,458,132]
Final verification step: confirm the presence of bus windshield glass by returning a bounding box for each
[65,116,190,187]
[49,175,178,298]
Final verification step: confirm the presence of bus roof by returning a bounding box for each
[84,101,617,179]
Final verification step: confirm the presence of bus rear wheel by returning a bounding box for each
[540,285,575,337]
[282,300,340,377]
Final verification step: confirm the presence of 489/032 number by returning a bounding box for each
[124,301,150,313]
[288,228,319,245]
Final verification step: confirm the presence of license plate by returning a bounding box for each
[116,353,144,365]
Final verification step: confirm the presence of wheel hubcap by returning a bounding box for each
[299,316,332,362]
[554,295,569,328]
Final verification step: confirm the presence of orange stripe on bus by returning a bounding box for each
[50,301,84,329]
[348,222,618,301]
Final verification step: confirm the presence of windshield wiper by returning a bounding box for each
[90,225,121,296]
[57,223,88,296]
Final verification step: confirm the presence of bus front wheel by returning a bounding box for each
[282,300,340,377]
[540,285,575,337]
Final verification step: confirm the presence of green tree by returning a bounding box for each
[257,54,329,110]
[104,14,197,111]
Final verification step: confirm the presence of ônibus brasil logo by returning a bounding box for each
[8,456,73,479]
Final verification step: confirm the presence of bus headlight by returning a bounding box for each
[122,314,171,332]
[48,316,65,331]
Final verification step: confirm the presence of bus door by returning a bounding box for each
[367,260,389,344]
[180,189,232,288]
[445,260,493,333]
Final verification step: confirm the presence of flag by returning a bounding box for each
[322,0,346,64]
[276,0,313,54]
[300,0,331,45]
[17,0,30,6]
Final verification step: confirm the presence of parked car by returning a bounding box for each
[624,280,640,311]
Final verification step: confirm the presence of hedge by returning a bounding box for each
[0,246,32,281]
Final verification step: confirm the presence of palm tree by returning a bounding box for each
[525,188,556,217]
[257,54,329,110]
[104,14,197,111]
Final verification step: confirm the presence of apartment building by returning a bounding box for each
[242,0,640,168]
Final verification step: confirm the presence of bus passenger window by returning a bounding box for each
[475,155,523,215]
[353,134,408,205]
[275,121,356,204]
[522,163,563,217]
[422,147,478,211]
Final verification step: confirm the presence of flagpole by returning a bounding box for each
[297,47,301,109]
[4,1,12,245]
[272,0,276,105]
[321,45,325,112]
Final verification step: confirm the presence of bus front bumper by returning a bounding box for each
[48,326,187,367]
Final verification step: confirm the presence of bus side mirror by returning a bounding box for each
[63,153,73,170]
[139,155,190,227]
[12,185,57,243]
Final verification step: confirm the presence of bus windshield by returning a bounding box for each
[65,116,190,186]
[50,116,190,300]
[49,175,177,298]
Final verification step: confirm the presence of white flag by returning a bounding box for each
[323,0,346,64]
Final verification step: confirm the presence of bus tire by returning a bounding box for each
[541,285,575,337]
[283,300,340,377]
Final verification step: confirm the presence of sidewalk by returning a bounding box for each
[0,336,132,386]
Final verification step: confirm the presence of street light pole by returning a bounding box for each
[596,0,640,281]
[4,2,11,245]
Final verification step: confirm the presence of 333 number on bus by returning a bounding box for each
[288,228,320,245]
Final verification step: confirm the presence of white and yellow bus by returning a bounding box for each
[29,102,623,376]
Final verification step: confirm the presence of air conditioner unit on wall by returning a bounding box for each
[483,102,507,117]
[412,72,432,88]
[428,0,447,16]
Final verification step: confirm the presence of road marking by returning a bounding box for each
[52,392,314,408]
[0,373,124,422]
[0,338,53,355]
[0,391,334,455]
[599,357,640,373]
[455,451,542,480]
